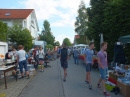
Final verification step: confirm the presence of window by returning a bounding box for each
[5,13,11,16]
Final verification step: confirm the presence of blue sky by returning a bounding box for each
[0,0,90,45]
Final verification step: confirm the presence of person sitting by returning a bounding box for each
[44,54,50,68]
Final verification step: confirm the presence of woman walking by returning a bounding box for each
[38,47,44,72]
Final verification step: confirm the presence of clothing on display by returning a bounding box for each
[114,42,125,64]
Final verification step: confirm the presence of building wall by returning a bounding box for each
[0,14,38,40]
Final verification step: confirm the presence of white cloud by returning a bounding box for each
[21,0,90,27]
[21,0,90,43]
[56,34,74,45]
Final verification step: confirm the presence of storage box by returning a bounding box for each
[109,72,124,80]
[117,80,130,97]
[105,83,115,91]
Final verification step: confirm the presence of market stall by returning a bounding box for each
[105,42,130,97]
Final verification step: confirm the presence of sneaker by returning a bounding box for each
[97,84,101,89]
[103,92,111,97]
[63,78,66,82]
[89,84,92,89]
[19,76,24,79]
[85,80,89,84]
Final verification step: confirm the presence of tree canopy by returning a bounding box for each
[63,38,72,46]
[0,21,7,42]
[75,0,88,35]
[8,24,33,51]
[86,0,130,62]
[54,41,60,46]
[39,20,55,45]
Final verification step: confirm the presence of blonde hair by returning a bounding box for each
[18,45,23,50]
[101,42,108,47]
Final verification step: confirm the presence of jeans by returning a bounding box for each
[99,68,108,80]
[19,60,28,73]
[74,56,79,64]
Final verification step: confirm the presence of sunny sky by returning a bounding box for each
[0,0,90,44]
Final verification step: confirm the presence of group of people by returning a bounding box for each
[4,45,50,79]
[31,46,49,72]
[58,42,110,97]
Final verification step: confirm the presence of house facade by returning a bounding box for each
[0,9,39,40]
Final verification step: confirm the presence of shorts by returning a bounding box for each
[60,60,68,68]
[39,58,43,61]
[86,63,92,72]
[99,68,108,80]
[19,60,28,73]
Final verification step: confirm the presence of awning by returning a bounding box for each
[119,35,130,44]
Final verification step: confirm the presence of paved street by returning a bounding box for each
[18,56,123,97]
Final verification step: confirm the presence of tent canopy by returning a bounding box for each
[73,44,89,48]
[119,35,130,44]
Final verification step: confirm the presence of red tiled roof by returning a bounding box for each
[75,35,80,39]
[0,9,34,19]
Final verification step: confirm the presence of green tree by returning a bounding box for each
[75,0,88,35]
[86,0,130,62]
[54,41,60,46]
[63,38,72,46]
[46,44,54,50]
[39,20,55,45]
[8,24,33,51]
[76,35,90,44]
[0,21,7,42]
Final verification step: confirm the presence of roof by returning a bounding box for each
[0,9,34,19]
[75,35,80,39]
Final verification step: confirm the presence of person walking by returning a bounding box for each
[84,42,94,89]
[16,45,30,79]
[73,47,79,65]
[38,47,44,72]
[97,42,110,97]
[60,43,69,82]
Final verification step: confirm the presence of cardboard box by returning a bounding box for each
[30,69,36,76]
[117,80,130,97]
[109,72,124,80]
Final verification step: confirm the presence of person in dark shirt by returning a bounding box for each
[60,43,69,82]
[5,50,12,59]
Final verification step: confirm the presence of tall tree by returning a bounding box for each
[39,20,55,45]
[8,24,33,51]
[0,21,7,42]
[75,0,88,35]
[63,38,72,46]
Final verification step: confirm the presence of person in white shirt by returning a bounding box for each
[16,45,29,79]
[38,47,44,72]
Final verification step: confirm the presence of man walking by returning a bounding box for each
[60,43,69,82]
[84,42,94,89]
[97,42,110,96]
[73,47,79,65]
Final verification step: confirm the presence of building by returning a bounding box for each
[0,9,39,40]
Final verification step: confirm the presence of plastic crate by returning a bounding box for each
[105,83,115,91]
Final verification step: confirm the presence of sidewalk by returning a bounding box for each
[0,75,33,97]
